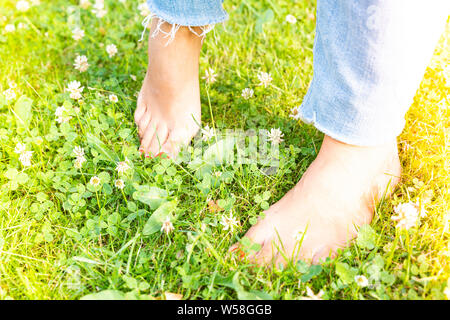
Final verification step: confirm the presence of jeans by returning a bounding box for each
[146,0,448,146]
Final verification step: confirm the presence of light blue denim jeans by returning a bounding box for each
[146,0,448,146]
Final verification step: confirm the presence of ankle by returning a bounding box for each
[321,135,398,157]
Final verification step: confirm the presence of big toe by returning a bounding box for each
[231,217,272,261]
[147,123,169,157]
[137,109,152,139]
[159,126,199,159]
[140,120,158,156]
[134,94,147,126]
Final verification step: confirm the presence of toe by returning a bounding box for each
[229,243,240,254]
[159,127,193,159]
[311,242,342,264]
[243,217,271,246]
[253,240,276,266]
[273,253,288,269]
[148,124,169,156]
[138,110,152,139]
[234,218,276,263]
[134,94,147,125]
[141,120,158,156]
[159,139,178,159]
[311,246,333,264]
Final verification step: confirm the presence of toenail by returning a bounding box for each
[155,152,169,159]
[230,246,246,259]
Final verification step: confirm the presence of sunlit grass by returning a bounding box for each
[0,0,448,299]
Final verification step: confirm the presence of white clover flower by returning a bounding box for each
[267,128,284,145]
[54,106,65,117]
[67,80,81,91]
[92,0,107,18]
[3,88,16,101]
[65,80,84,100]
[213,171,222,177]
[94,8,107,18]
[241,88,254,100]
[55,105,72,123]
[201,125,215,142]
[14,142,33,167]
[34,137,44,146]
[355,275,369,287]
[17,22,27,29]
[16,1,30,12]
[89,175,100,186]
[109,94,118,103]
[74,155,86,169]
[14,142,27,154]
[161,217,174,235]
[73,55,89,73]
[79,0,91,9]
[5,24,15,33]
[220,211,239,232]
[289,106,300,119]
[257,71,272,88]
[73,146,84,158]
[19,150,33,167]
[391,201,427,230]
[71,27,85,41]
[114,179,125,190]
[115,159,131,175]
[444,283,450,300]
[138,2,150,17]
[285,14,297,24]
[106,44,118,58]
[202,68,217,84]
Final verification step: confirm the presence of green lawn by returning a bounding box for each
[0,0,449,300]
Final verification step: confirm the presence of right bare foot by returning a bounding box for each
[232,136,401,266]
[135,18,203,158]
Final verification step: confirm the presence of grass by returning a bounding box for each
[0,0,449,300]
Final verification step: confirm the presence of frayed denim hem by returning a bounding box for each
[139,1,228,45]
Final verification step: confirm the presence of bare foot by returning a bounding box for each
[232,135,401,266]
[135,18,203,158]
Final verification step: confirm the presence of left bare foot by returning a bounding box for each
[231,135,401,266]
[135,18,203,159]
